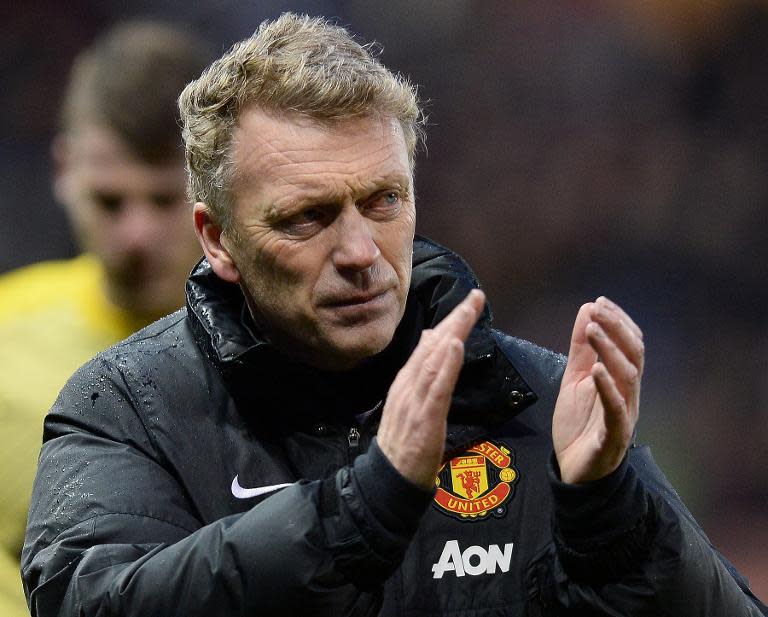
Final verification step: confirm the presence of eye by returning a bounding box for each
[277,207,329,235]
[91,191,123,214]
[384,192,400,205]
[296,208,325,223]
[362,190,403,218]
[151,193,182,210]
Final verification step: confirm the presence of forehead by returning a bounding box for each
[230,108,411,208]
[67,126,186,190]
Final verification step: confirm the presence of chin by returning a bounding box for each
[113,286,174,319]
[322,330,395,371]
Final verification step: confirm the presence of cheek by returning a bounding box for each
[83,217,120,254]
[253,234,289,271]
[248,238,317,299]
[167,206,195,233]
[67,201,104,238]
[380,220,415,275]
[158,209,198,252]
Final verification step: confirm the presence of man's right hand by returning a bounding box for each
[377,289,486,489]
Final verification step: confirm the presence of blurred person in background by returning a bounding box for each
[0,21,210,616]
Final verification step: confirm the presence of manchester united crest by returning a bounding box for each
[433,440,518,520]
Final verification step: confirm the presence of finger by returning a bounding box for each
[586,322,641,406]
[563,302,599,378]
[594,296,642,340]
[557,376,598,444]
[591,362,634,446]
[432,289,486,342]
[424,337,465,415]
[397,328,439,381]
[590,304,645,376]
[410,333,460,402]
[393,289,484,396]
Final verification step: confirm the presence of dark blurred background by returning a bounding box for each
[2,0,766,597]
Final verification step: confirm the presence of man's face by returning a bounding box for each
[219,109,415,371]
[55,126,200,318]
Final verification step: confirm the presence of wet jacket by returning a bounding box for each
[22,237,767,616]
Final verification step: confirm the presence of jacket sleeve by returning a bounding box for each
[533,444,768,616]
[21,359,433,617]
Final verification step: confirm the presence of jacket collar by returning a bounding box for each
[186,235,537,430]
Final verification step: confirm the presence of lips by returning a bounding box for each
[322,289,389,307]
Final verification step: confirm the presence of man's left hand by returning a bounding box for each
[552,296,644,484]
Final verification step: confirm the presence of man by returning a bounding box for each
[22,13,767,616]
[0,22,209,617]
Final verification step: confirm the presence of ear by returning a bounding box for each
[193,202,241,284]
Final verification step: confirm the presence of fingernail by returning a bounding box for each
[598,296,617,310]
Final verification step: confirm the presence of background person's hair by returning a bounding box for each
[178,12,424,234]
[61,20,212,163]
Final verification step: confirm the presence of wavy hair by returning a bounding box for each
[178,12,424,231]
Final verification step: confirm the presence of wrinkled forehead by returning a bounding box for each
[232,107,408,163]
[229,108,412,203]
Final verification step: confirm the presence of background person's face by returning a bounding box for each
[222,109,415,371]
[55,126,201,318]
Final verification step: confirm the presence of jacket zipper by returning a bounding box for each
[527,562,549,616]
[347,426,360,459]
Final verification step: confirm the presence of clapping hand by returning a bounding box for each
[553,297,644,484]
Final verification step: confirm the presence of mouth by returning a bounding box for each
[108,257,151,287]
[322,288,391,309]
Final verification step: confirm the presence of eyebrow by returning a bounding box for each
[262,174,412,222]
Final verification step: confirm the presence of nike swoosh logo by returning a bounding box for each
[231,475,293,499]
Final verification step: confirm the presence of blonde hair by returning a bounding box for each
[178,12,424,231]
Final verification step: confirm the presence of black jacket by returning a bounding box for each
[23,237,767,616]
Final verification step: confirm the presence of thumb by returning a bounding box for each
[563,302,598,379]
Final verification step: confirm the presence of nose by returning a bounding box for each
[114,201,158,255]
[332,206,381,272]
